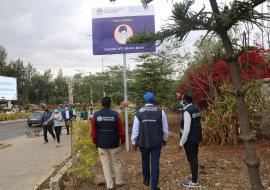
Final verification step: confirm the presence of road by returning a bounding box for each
[0,120,39,141]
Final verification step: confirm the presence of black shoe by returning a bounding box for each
[143,181,150,186]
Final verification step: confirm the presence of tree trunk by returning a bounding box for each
[209,0,264,189]
[221,32,264,190]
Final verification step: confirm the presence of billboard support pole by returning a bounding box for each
[123,53,129,152]
[8,101,11,109]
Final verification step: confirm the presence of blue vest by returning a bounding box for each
[136,105,163,148]
[94,108,119,149]
[181,104,202,144]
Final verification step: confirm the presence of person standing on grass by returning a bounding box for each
[91,96,125,190]
[46,109,65,147]
[42,108,55,144]
[131,92,169,190]
[179,93,202,188]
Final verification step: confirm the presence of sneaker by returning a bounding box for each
[43,141,48,144]
[182,180,199,188]
[56,144,61,147]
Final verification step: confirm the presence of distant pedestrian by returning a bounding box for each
[42,108,55,144]
[80,107,88,121]
[131,92,169,190]
[91,96,125,190]
[179,94,202,188]
[46,109,65,147]
[63,104,73,135]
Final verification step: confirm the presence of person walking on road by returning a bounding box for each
[91,96,125,190]
[179,94,202,188]
[46,109,65,147]
[131,92,169,190]
[42,108,55,144]
[63,104,73,135]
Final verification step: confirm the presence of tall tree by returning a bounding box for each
[130,52,175,108]
[0,46,7,75]
[111,0,268,188]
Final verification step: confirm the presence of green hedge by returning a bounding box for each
[0,112,31,121]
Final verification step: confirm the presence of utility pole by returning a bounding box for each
[67,79,73,105]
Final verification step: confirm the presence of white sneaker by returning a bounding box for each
[182,180,199,188]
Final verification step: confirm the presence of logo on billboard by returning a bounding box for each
[114,24,133,45]
[96,8,103,15]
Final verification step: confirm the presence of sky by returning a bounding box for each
[1,0,264,77]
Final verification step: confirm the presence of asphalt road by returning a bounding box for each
[0,121,41,141]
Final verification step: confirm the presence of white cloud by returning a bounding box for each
[2,0,248,77]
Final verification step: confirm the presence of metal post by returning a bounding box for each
[90,88,93,105]
[123,53,129,152]
[7,101,12,109]
[102,56,106,97]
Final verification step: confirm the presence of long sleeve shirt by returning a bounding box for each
[179,103,192,146]
[91,112,125,145]
[131,104,169,145]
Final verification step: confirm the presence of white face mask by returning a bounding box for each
[120,30,127,40]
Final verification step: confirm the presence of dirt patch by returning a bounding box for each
[63,135,270,190]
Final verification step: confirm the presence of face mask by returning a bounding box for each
[120,30,127,40]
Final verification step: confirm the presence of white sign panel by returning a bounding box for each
[0,76,18,101]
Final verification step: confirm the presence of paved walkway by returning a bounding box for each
[0,131,71,190]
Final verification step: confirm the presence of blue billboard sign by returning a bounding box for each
[92,5,156,55]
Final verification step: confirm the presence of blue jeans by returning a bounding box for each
[139,146,162,190]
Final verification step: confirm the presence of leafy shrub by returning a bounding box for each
[68,121,99,185]
[0,112,30,121]
[202,81,264,145]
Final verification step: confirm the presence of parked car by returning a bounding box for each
[27,111,43,127]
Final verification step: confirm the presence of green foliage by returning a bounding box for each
[202,80,264,145]
[68,121,99,181]
[129,49,177,108]
[0,112,30,121]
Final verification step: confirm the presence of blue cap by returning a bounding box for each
[144,92,155,103]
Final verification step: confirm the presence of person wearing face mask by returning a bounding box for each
[179,94,202,188]
[131,92,169,190]
[119,25,128,44]
[46,108,65,147]
[63,104,73,135]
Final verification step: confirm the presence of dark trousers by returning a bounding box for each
[43,125,55,142]
[54,126,62,143]
[139,146,162,190]
[65,119,71,134]
[184,143,199,183]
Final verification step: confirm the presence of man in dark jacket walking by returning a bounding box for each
[91,96,125,190]
[179,94,202,188]
[131,92,169,190]
[62,104,73,135]
[42,108,55,144]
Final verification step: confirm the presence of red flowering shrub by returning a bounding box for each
[179,47,270,109]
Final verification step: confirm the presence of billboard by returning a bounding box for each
[0,76,17,101]
[92,5,156,55]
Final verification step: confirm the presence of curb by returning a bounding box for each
[50,159,72,190]
[0,119,27,124]
[33,157,72,190]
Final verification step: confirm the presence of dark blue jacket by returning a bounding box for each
[62,109,73,122]
[93,108,120,149]
[181,104,202,144]
[42,111,53,126]
[136,105,163,148]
